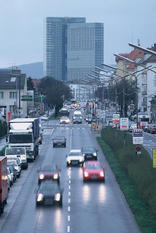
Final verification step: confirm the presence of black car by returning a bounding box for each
[73,117,82,124]
[52,136,66,147]
[38,165,60,184]
[82,146,98,161]
[36,181,63,207]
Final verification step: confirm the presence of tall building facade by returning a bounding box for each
[44,17,104,81]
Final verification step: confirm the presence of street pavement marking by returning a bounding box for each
[67,226,70,232]
[68,215,71,222]
[68,206,71,212]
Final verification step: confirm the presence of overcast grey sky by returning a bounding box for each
[0,0,155,68]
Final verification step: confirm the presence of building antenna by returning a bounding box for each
[137,39,140,46]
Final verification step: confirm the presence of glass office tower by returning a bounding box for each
[44,17,104,81]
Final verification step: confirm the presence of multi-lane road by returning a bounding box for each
[0,120,141,233]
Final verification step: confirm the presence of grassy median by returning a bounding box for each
[97,128,156,233]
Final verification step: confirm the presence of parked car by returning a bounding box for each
[7,167,13,186]
[7,159,21,178]
[83,161,105,182]
[52,136,66,148]
[5,147,28,170]
[82,146,98,161]
[38,165,60,184]
[66,149,84,166]
[36,181,63,207]
[7,164,17,182]
[59,116,70,124]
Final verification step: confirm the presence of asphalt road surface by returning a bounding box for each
[0,120,141,233]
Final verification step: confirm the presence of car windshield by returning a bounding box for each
[7,160,17,166]
[83,147,95,152]
[40,165,57,172]
[86,163,102,169]
[9,134,33,143]
[69,151,81,156]
[61,117,68,120]
[6,148,25,155]
[39,182,59,192]
[54,137,64,140]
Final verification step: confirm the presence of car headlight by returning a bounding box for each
[79,158,83,162]
[53,173,58,179]
[83,154,85,157]
[21,155,26,159]
[15,166,19,170]
[100,171,104,177]
[39,174,44,180]
[84,171,89,177]
[37,193,44,202]
[67,160,71,164]
[55,193,61,201]
[93,152,97,156]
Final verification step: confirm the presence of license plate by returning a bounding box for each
[71,161,78,164]
[44,199,53,205]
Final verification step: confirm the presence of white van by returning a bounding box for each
[73,110,82,119]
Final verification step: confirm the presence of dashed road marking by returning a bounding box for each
[67,225,70,232]
[68,206,71,212]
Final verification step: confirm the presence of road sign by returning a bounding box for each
[120,118,129,131]
[132,129,143,144]
[153,149,156,168]
[136,146,141,152]
[21,95,33,101]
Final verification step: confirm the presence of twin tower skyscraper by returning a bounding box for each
[44,17,104,82]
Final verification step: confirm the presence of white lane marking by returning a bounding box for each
[68,198,71,204]
[69,179,71,184]
[68,191,71,196]
[69,185,71,190]
[68,215,71,222]
[68,206,71,212]
[67,226,70,232]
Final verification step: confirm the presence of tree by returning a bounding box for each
[27,77,35,90]
[38,76,72,115]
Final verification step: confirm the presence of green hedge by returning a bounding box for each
[0,120,7,137]
[100,127,156,219]
[97,136,156,233]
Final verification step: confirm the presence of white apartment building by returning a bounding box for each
[0,69,28,122]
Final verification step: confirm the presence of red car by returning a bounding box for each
[83,161,105,182]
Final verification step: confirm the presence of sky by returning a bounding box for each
[0,0,156,68]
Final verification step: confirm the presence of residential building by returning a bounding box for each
[136,44,156,116]
[0,69,28,121]
[44,17,104,82]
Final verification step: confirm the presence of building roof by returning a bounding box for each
[0,73,26,90]
[116,48,144,70]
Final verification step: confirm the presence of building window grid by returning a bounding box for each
[0,92,4,99]
[9,92,17,99]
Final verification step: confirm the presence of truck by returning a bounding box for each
[7,118,40,162]
[0,157,8,214]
